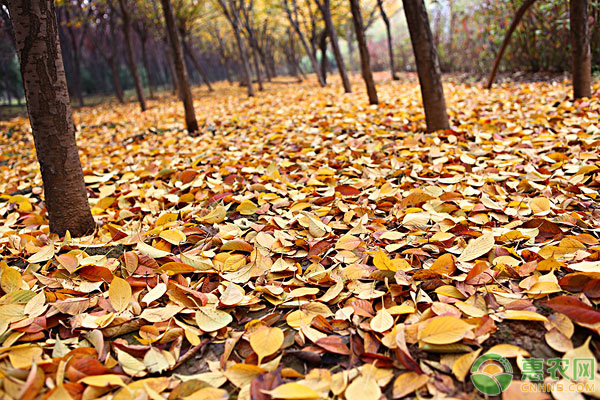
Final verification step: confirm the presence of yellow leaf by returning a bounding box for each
[109,276,132,313]
[79,374,126,387]
[159,229,186,245]
[199,206,227,223]
[184,387,229,400]
[27,245,55,263]
[345,375,381,400]
[237,199,259,215]
[452,349,481,382]
[267,383,319,399]
[485,344,530,358]
[370,307,394,333]
[373,250,395,271]
[137,241,171,258]
[530,197,551,215]
[418,316,473,345]
[8,345,43,369]
[392,372,429,398]
[1,267,22,293]
[195,306,232,332]
[457,233,495,262]
[499,310,548,322]
[250,326,284,364]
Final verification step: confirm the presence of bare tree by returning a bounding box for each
[403,0,449,132]
[349,0,378,104]
[160,0,199,133]
[571,0,592,99]
[7,0,95,236]
[376,0,398,80]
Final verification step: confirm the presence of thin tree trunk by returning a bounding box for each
[403,0,449,132]
[181,38,214,92]
[233,25,255,96]
[64,8,84,107]
[350,0,378,104]
[117,0,147,111]
[108,56,125,103]
[315,0,351,93]
[288,27,303,82]
[283,0,326,87]
[251,46,264,90]
[319,30,328,83]
[571,0,592,99]
[486,0,537,89]
[8,0,95,237]
[163,39,180,96]
[139,35,155,99]
[377,0,398,80]
[160,0,198,133]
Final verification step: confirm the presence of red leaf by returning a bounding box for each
[545,296,600,324]
[315,336,350,355]
[584,280,600,299]
[335,185,361,197]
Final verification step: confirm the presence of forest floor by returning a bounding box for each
[0,73,600,399]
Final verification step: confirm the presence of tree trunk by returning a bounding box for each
[350,0,378,104]
[108,56,125,103]
[139,35,155,99]
[117,0,147,111]
[403,0,449,132]
[377,0,398,80]
[160,0,198,133]
[8,0,95,237]
[64,8,84,107]
[181,38,214,92]
[571,0,592,99]
[316,0,351,93]
[163,39,180,96]
[233,25,255,96]
[319,30,328,83]
[486,0,537,89]
[251,45,264,91]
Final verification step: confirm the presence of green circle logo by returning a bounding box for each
[471,353,513,395]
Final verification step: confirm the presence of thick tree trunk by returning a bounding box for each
[486,0,537,89]
[350,0,378,104]
[8,0,95,237]
[377,0,398,80]
[117,0,147,111]
[316,0,351,93]
[403,0,449,132]
[571,0,592,99]
[181,38,214,92]
[108,56,125,103]
[160,0,198,133]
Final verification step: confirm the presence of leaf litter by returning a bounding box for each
[0,75,600,399]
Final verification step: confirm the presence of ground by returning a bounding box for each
[0,73,600,399]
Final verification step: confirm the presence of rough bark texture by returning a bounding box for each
[571,0,592,99]
[403,0,449,132]
[117,0,147,111]
[315,0,351,93]
[377,0,398,80]
[486,0,537,89]
[350,0,378,104]
[7,0,95,237]
[160,0,198,133]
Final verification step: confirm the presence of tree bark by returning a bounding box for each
[486,0,537,89]
[350,0,378,104]
[108,56,125,103]
[7,0,95,237]
[117,0,147,111]
[160,0,198,133]
[315,0,351,93]
[251,45,264,91]
[283,0,326,87]
[377,0,398,80]
[139,33,155,99]
[181,37,214,92]
[571,0,592,99]
[318,30,328,84]
[403,0,449,132]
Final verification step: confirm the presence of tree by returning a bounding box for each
[571,0,592,99]
[349,0,377,104]
[282,0,326,87]
[376,0,398,80]
[314,0,351,93]
[7,0,95,237]
[117,0,148,111]
[486,0,537,89]
[403,0,449,132]
[160,0,199,133]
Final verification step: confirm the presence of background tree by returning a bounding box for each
[403,0,449,132]
[161,0,199,132]
[570,0,592,99]
[349,0,378,104]
[7,0,95,236]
